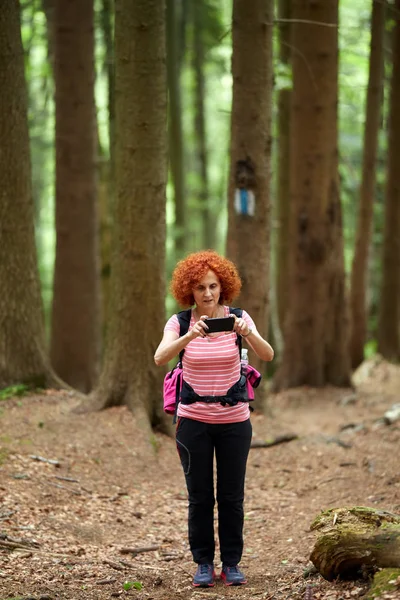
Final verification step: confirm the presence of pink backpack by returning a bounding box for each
[163,310,191,416]
[245,364,261,399]
[162,308,262,417]
[163,364,184,415]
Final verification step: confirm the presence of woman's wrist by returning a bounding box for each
[241,327,253,338]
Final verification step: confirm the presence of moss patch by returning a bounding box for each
[366,568,400,599]
[0,447,10,465]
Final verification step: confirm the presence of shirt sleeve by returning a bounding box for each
[241,309,256,329]
[164,314,180,335]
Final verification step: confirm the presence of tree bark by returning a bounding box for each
[192,0,212,249]
[92,0,170,433]
[51,0,100,392]
[275,0,292,338]
[273,0,351,390]
[310,506,400,581]
[350,0,385,369]
[226,0,273,375]
[166,0,186,258]
[0,1,61,390]
[99,0,116,335]
[377,0,400,362]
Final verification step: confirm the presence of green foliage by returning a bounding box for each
[274,62,292,91]
[123,581,143,591]
[0,448,10,465]
[364,339,378,359]
[149,434,161,454]
[0,384,32,401]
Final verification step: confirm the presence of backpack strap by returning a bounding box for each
[172,309,191,424]
[229,306,243,358]
[176,309,192,363]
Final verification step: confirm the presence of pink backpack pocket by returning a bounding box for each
[246,365,261,400]
[163,365,183,415]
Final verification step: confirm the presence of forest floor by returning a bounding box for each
[1,356,400,600]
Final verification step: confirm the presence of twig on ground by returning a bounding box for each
[43,481,82,495]
[120,544,159,556]
[1,534,40,548]
[55,475,79,483]
[103,559,124,571]
[29,455,61,467]
[119,559,136,568]
[96,578,117,585]
[0,511,15,520]
[0,539,34,551]
[250,434,298,448]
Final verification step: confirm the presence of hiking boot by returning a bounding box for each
[192,563,215,587]
[221,564,247,586]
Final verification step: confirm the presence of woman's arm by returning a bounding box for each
[154,316,209,366]
[242,328,274,361]
[230,313,274,362]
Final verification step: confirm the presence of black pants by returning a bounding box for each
[176,416,252,566]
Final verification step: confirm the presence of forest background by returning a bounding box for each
[1,0,399,433]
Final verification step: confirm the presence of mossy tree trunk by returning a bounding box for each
[93,0,170,434]
[0,2,61,390]
[310,506,400,581]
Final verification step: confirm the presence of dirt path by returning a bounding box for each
[1,357,400,600]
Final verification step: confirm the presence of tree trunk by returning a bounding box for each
[310,506,400,581]
[0,1,61,390]
[192,0,212,249]
[99,0,115,337]
[273,0,351,390]
[349,0,385,369]
[93,0,169,433]
[226,0,273,375]
[377,0,400,362]
[51,0,100,393]
[166,0,186,258]
[275,0,292,337]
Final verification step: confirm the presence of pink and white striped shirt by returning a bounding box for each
[164,305,255,424]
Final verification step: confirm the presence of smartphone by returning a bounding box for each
[205,316,235,333]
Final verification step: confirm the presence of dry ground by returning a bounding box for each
[1,356,400,600]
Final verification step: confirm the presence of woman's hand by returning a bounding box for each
[188,315,209,339]
[154,314,211,365]
[231,313,251,337]
[230,313,274,361]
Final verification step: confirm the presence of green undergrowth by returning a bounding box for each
[0,447,10,465]
[0,383,42,401]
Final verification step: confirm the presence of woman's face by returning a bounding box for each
[192,269,221,312]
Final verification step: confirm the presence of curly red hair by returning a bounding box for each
[170,250,242,307]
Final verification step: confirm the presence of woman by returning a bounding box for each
[154,250,274,587]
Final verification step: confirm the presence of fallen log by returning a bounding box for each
[310,506,400,581]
